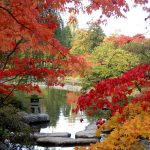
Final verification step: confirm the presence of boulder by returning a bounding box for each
[75,122,97,138]
[85,123,97,130]
[37,137,98,146]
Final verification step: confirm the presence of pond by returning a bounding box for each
[15,87,92,150]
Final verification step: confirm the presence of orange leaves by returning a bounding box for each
[67,92,80,105]
[16,84,41,93]
[68,15,78,25]
[75,64,150,149]
[77,103,150,150]
[0,0,82,98]
[105,34,147,47]
[0,0,63,54]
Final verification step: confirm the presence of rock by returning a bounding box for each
[32,132,71,139]
[0,142,9,150]
[75,130,97,138]
[139,139,150,150]
[99,134,108,142]
[30,122,49,129]
[85,123,97,130]
[37,137,98,146]
[75,122,97,138]
[36,123,98,146]
[21,113,50,124]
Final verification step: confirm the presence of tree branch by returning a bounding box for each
[2,38,23,70]
[2,77,24,104]
[1,76,19,84]
[0,5,69,60]
[0,5,32,31]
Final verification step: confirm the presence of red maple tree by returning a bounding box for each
[0,0,150,106]
[105,34,147,47]
[0,0,83,104]
[74,64,150,116]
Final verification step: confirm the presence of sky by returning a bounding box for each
[62,3,150,37]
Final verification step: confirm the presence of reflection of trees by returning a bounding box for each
[15,88,72,127]
[67,92,80,123]
[42,88,71,127]
[62,105,71,117]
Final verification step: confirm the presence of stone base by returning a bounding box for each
[37,137,98,147]
[21,113,50,124]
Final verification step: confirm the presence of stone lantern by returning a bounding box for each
[30,94,41,114]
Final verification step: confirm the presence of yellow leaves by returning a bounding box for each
[75,102,150,150]
[95,126,101,137]
[102,112,122,130]
[119,144,127,150]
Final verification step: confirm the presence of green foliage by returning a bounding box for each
[71,25,105,55]
[0,93,24,109]
[42,88,70,126]
[10,99,25,110]
[0,94,30,144]
[81,42,139,90]
[0,105,30,136]
[121,40,150,64]
[61,26,73,48]
[55,12,64,42]
[87,24,105,53]
[53,12,73,48]
[92,42,139,71]
[71,29,89,55]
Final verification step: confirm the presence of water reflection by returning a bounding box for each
[41,88,70,127]
[40,88,89,138]
[15,88,90,150]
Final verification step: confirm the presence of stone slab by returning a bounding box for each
[32,132,71,139]
[37,137,98,147]
[75,130,97,138]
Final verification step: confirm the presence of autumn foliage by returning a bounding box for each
[105,34,147,47]
[74,64,150,115]
[1,0,150,99]
[0,0,150,148]
[74,63,150,149]
[76,102,150,149]
[0,0,85,104]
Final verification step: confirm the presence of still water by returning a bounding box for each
[16,87,91,150]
